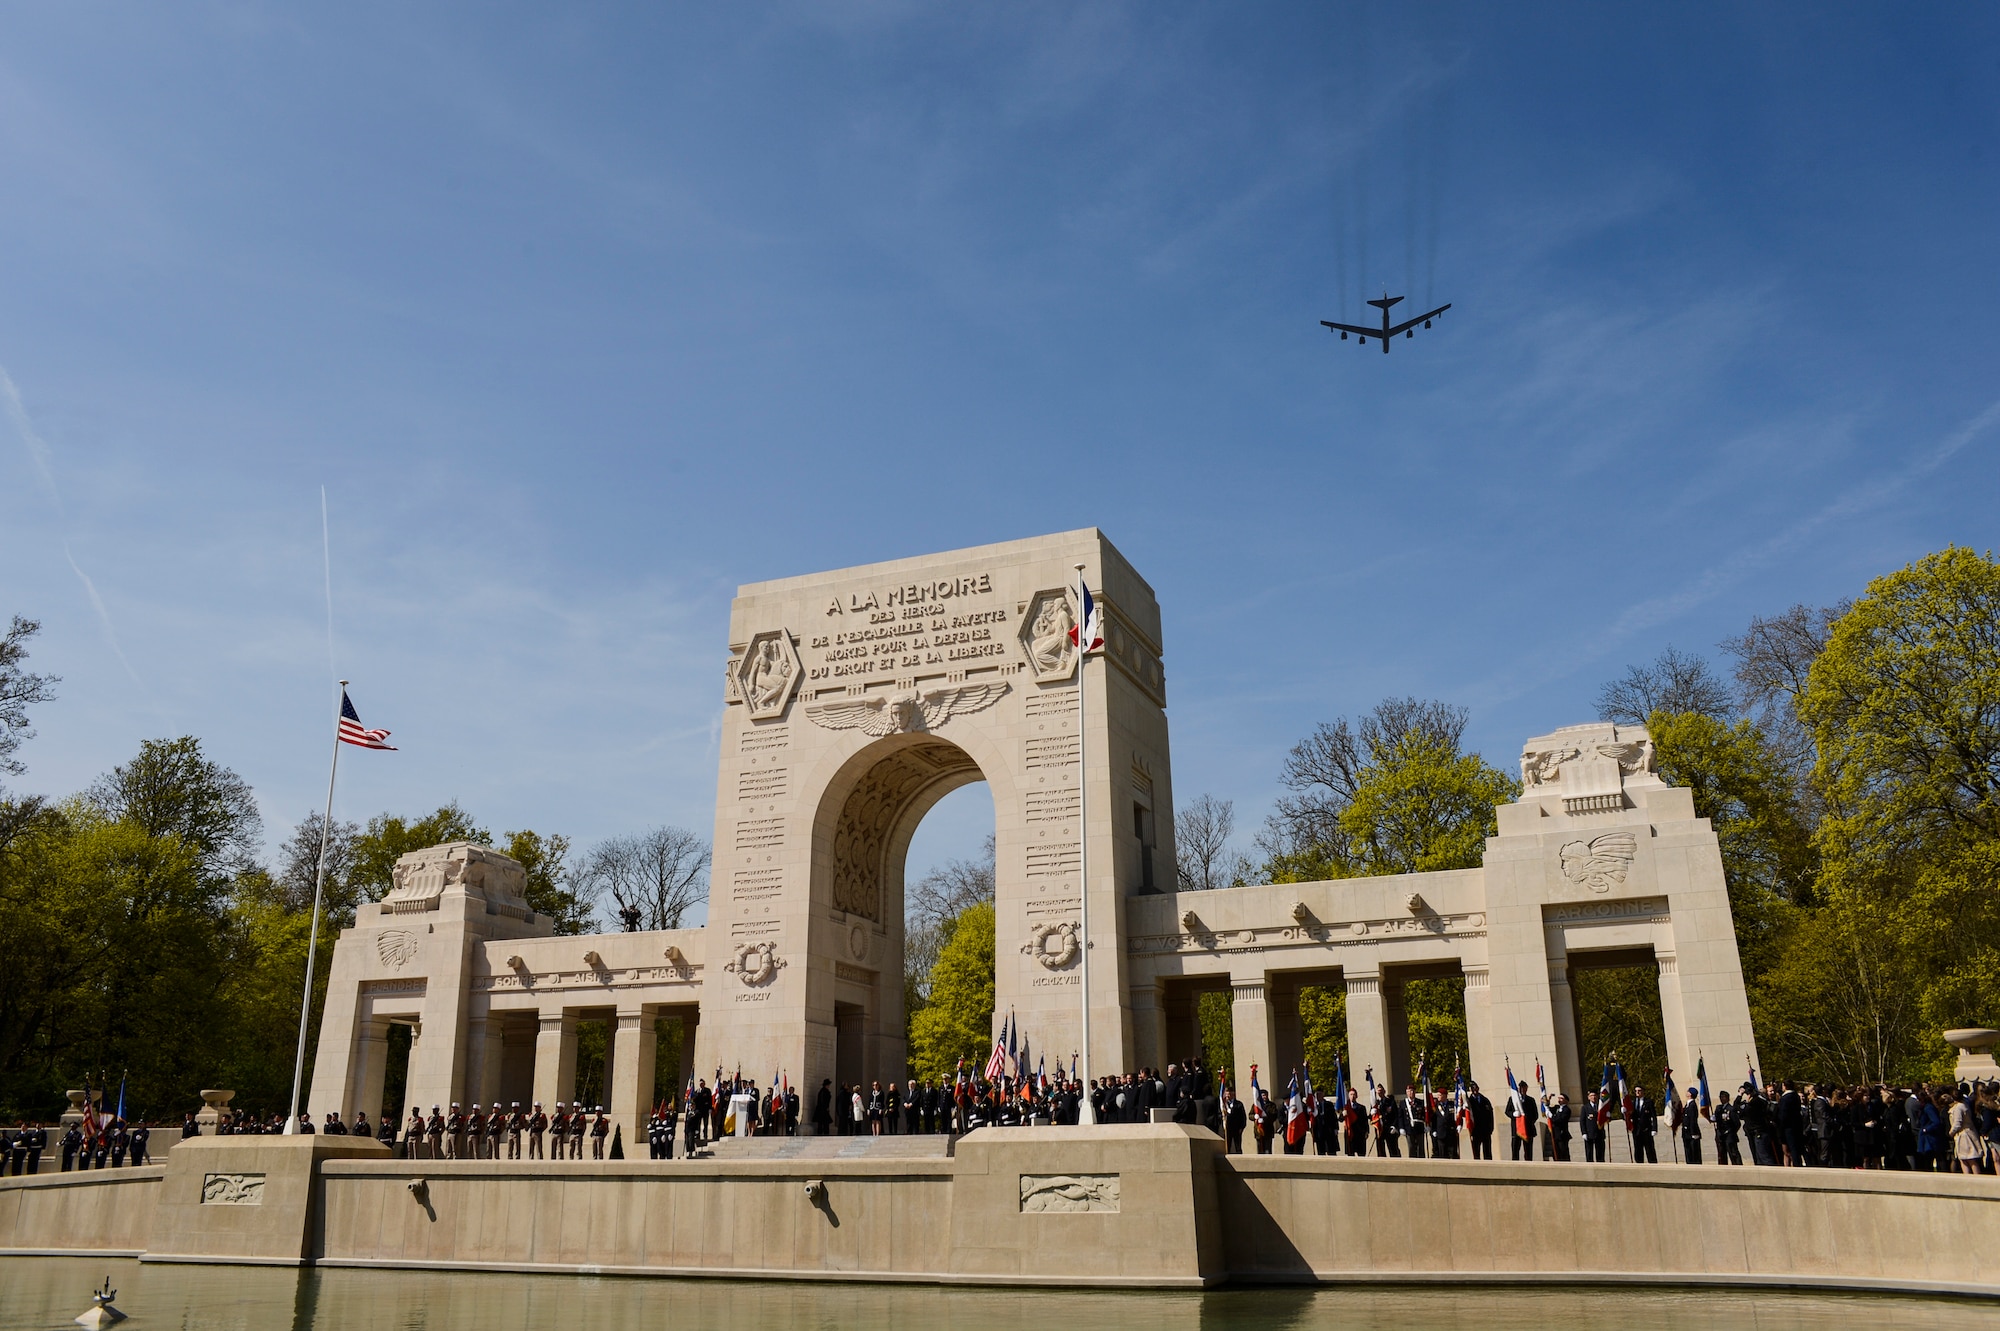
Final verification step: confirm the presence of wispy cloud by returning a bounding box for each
[1,366,147,693]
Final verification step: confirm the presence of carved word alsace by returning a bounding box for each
[201,1172,266,1205]
[1020,1173,1119,1213]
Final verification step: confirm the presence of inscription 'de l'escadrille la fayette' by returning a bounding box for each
[809,572,1010,680]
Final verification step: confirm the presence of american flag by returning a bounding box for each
[339,689,397,750]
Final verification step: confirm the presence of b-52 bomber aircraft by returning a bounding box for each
[1321,293,1450,353]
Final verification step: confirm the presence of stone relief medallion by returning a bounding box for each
[201,1173,266,1205]
[1018,589,1080,684]
[376,929,418,970]
[847,923,869,961]
[1559,832,1638,893]
[1020,1173,1119,1213]
[805,682,1010,736]
[735,631,802,721]
[1020,919,1080,970]
[726,941,787,987]
[1350,921,1369,937]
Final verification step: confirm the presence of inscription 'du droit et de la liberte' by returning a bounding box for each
[808,573,1010,680]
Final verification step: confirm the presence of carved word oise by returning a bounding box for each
[200,1172,266,1206]
[1020,1173,1119,1213]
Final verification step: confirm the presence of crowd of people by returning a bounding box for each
[11,1062,1999,1176]
[1,1118,150,1172]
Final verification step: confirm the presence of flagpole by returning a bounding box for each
[1074,563,1095,1125]
[286,679,346,1134]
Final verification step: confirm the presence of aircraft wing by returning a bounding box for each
[1385,303,1451,337]
[1320,320,1381,340]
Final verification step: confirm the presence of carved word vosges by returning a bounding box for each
[200,1172,266,1205]
[1020,1173,1120,1213]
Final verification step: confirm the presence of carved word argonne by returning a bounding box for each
[725,941,787,987]
[201,1173,266,1206]
[1020,920,1080,970]
[1020,1173,1119,1213]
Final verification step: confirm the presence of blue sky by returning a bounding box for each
[4,3,1996,919]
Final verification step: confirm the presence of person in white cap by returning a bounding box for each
[506,1102,525,1160]
[528,1102,547,1159]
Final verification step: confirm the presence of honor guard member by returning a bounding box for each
[352,1110,371,1143]
[1712,1090,1743,1165]
[557,1102,576,1158]
[462,1104,481,1158]
[507,1103,525,1159]
[406,1107,428,1160]
[528,1102,548,1159]
[60,1123,82,1172]
[181,1111,200,1140]
[1340,1088,1367,1156]
[426,1105,446,1159]
[126,1121,147,1166]
[445,1103,466,1159]
[1546,1093,1574,1162]
[646,1111,663,1160]
[1680,1087,1706,1165]
[1628,1085,1659,1163]
[476,1104,495,1159]
[1399,1085,1428,1160]
[30,1122,51,1173]
[322,1111,345,1135]
[1372,1086,1402,1158]
[591,1106,610,1159]
[1465,1083,1495,1160]
[377,1111,397,1153]
[577,1106,594,1159]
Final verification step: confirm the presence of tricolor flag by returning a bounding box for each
[1696,1054,1711,1111]
[339,689,397,750]
[1664,1066,1681,1130]
[1070,574,1104,654]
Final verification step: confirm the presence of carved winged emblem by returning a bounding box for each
[805,682,1010,736]
[1559,832,1638,893]
[376,928,419,969]
[1596,740,1654,774]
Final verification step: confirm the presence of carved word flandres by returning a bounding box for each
[1020,1173,1119,1213]
[804,682,1010,736]
[200,1172,266,1205]
[1559,832,1638,893]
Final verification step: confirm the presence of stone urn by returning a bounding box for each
[1942,1029,2000,1083]
[196,1088,237,1135]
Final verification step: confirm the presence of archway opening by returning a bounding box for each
[1572,951,1667,1163]
[901,781,995,1088]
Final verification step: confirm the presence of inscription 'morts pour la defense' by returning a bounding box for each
[305,527,1759,1161]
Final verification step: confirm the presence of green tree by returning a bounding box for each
[503,828,592,934]
[0,616,58,782]
[906,901,995,1081]
[87,736,263,884]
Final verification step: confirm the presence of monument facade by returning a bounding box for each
[307,528,1760,1149]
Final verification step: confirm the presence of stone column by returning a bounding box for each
[467,1010,504,1108]
[1383,979,1410,1092]
[532,1010,578,1111]
[608,1005,656,1154]
[1344,968,1390,1093]
[1548,959,1585,1101]
[351,1019,392,1124]
[1462,967,1497,1097]
[1230,979,1273,1100]
[1129,983,1165,1072]
[1656,951,1691,1092]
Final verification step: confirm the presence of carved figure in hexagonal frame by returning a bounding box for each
[736,630,802,720]
[1020,588,1079,683]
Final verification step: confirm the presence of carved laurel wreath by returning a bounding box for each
[726,941,787,987]
[1020,920,1080,970]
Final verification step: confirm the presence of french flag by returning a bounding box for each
[1071,573,1104,653]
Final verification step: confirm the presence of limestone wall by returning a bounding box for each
[0,1166,161,1256]
[1219,1154,2000,1295]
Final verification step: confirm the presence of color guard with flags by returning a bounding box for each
[984,1014,1010,1082]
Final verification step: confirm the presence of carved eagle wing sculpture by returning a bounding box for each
[915,681,1010,727]
[806,681,1010,735]
[1558,832,1638,893]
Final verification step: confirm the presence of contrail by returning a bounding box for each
[321,486,338,684]
[2,365,147,691]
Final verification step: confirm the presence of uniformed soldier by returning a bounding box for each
[445,1103,466,1159]
[426,1105,446,1159]
[1679,1088,1705,1165]
[591,1106,610,1159]
[1546,1093,1573,1162]
[575,1105,592,1159]
[1372,1086,1401,1158]
[1628,1085,1659,1163]
[1399,1085,1428,1160]
[507,1103,525,1159]
[528,1102,548,1159]
[1581,1090,1608,1163]
[60,1124,82,1172]
[405,1107,428,1160]
[1712,1090,1743,1165]
[126,1122,148,1166]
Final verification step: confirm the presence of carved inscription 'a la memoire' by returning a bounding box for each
[1020,1173,1119,1213]
[201,1172,266,1205]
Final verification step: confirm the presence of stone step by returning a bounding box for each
[695,1133,956,1161]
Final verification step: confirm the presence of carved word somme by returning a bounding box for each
[201,1172,266,1205]
[1020,1173,1119,1213]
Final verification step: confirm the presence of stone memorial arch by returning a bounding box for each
[306,526,1759,1153]
[695,528,1173,1093]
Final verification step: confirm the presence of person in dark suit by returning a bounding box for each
[1776,1081,1804,1165]
[1222,1088,1246,1153]
[1546,1093,1573,1162]
[1466,1083,1495,1160]
[1341,1088,1368,1156]
[1679,1088,1705,1165]
[1372,1087,1401,1157]
[1399,1086,1428,1160]
[1580,1091,1608,1163]
[60,1125,82,1172]
[1628,1085,1659,1163]
[1712,1090,1743,1165]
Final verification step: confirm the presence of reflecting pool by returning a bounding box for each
[3,1257,1995,1331]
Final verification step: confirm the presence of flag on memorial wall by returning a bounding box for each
[338,689,397,750]
[1070,574,1104,654]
